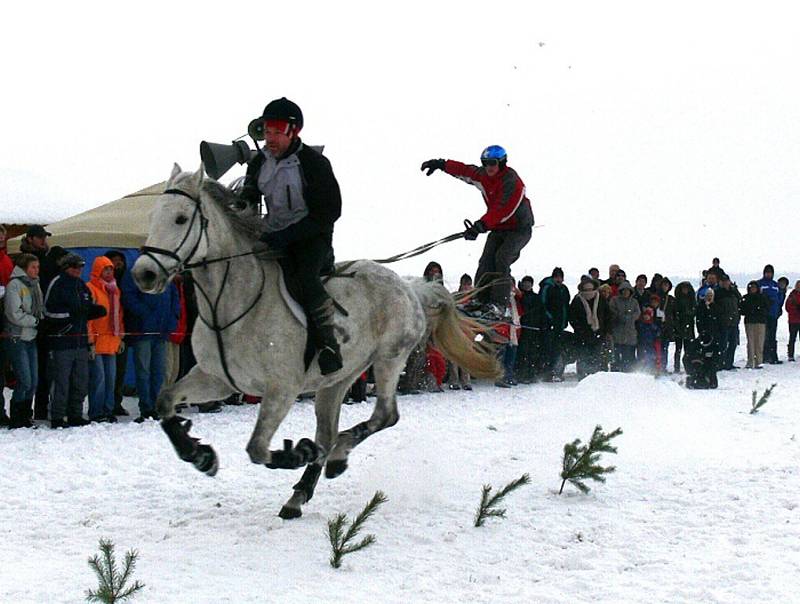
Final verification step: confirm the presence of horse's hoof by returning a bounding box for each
[325,459,348,479]
[278,506,302,520]
[194,444,219,477]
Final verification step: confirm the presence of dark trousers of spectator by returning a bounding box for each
[612,344,636,372]
[575,337,602,380]
[34,334,50,420]
[674,337,692,373]
[540,327,565,380]
[719,326,739,369]
[515,330,541,382]
[501,344,518,383]
[114,348,128,407]
[788,323,800,360]
[474,228,532,306]
[764,316,779,362]
[132,338,166,415]
[8,338,38,402]
[49,347,89,420]
[398,344,426,393]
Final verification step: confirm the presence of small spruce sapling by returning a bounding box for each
[559,425,622,495]
[85,538,145,603]
[473,473,530,527]
[327,491,388,569]
[750,383,777,414]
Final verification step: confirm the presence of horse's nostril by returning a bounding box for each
[143,270,157,283]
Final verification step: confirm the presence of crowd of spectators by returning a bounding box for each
[404,258,799,393]
[2,225,799,428]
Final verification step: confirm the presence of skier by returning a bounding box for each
[420,145,534,315]
[240,97,343,375]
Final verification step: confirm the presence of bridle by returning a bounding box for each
[140,188,210,276]
[138,186,270,392]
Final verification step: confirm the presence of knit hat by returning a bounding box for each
[59,252,85,269]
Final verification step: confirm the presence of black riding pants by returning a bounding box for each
[278,234,334,313]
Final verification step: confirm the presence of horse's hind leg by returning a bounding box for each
[278,380,348,520]
[325,357,404,479]
[157,366,235,477]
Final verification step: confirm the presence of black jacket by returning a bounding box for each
[674,282,696,340]
[519,290,546,330]
[740,291,769,324]
[713,286,741,329]
[241,141,342,246]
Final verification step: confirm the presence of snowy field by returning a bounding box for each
[2,335,800,604]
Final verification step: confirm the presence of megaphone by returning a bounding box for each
[199,140,256,180]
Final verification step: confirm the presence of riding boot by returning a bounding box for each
[309,299,343,375]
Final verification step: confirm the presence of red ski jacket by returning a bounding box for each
[786,290,800,324]
[444,160,534,231]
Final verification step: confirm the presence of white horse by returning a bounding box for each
[132,164,500,519]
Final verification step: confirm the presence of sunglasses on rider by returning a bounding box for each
[481,159,499,167]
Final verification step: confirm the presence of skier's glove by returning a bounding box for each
[420,159,446,176]
[464,219,487,240]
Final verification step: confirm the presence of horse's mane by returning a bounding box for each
[174,172,264,243]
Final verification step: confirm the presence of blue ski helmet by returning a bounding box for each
[480,145,507,168]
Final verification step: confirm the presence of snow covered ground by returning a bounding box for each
[2,342,800,603]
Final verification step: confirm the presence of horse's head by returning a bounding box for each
[132,163,210,293]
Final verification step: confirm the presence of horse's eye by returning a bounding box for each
[175,215,188,225]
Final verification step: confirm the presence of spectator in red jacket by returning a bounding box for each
[420,145,534,313]
[786,281,800,362]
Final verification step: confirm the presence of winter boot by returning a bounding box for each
[310,299,343,375]
[113,403,130,416]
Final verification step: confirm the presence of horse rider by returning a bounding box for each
[239,97,344,375]
[420,146,534,315]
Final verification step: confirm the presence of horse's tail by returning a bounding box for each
[411,281,502,380]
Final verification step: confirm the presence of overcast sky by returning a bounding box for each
[2,1,798,283]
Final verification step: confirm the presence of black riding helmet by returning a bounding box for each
[248,97,304,141]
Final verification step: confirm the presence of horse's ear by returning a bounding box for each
[189,164,205,192]
[168,163,182,185]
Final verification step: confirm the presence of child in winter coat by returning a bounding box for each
[637,295,662,373]
[86,256,124,422]
[786,281,800,361]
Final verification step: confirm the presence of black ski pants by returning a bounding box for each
[474,228,532,306]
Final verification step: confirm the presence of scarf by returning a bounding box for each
[104,279,122,336]
[92,276,122,336]
[579,289,600,332]
[17,274,44,319]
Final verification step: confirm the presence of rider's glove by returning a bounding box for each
[420,159,446,176]
[259,230,289,250]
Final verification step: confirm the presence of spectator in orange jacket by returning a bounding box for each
[86,256,124,422]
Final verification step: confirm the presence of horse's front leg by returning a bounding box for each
[157,366,235,477]
[245,379,305,467]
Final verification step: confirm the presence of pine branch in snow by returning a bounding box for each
[327,491,388,569]
[559,425,622,495]
[85,539,145,603]
[473,473,531,527]
[750,383,777,414]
